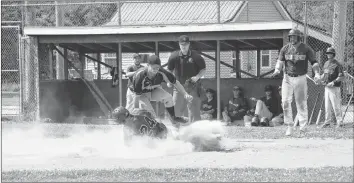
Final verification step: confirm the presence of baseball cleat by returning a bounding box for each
[285,126,294,136]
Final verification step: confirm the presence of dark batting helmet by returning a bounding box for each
[326,47,336,55]
[112,106,129,123]
[288,29,302,37]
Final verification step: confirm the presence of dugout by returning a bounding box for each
[22,1,333,122]
[23,22,332,122]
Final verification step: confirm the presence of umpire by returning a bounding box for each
[271,29,321,136]
[167,35,206,122]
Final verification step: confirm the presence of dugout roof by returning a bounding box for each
[23,0,332,53]
[23,20,331,54]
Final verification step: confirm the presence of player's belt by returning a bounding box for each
[286,73,305,77]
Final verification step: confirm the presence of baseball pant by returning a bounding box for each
[173,88,201,123]
[126,88,134,113]
[127,87,174,118]
[255,100,273,120]
[282,74,308,127]
[324,86,342,125]
[270,115,284,126]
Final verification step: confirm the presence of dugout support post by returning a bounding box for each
[117,43,123,106]
[216,40,221,120]
[155,41,160,118]
[97,53,101,80]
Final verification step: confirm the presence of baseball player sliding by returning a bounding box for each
[271,29,321,136]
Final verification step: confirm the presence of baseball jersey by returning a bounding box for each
[124,115,160,137]
[167,50,206,84]
[322,59,344,87]
[127,64,144,78]
[126,64,144,87]
[226,97,249,116]
[259,96,279,116]
[278,43,317,76]
[129,67,176,95]
[201,98,217,118]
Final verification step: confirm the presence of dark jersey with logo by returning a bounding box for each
[278,43,317,76]
[322,59,344,87]
[129,67,176,95]
[124,115,160,137]
[260,96,279,117]
[127,64,144,78]
[226,97,249,114]
[126,64,144,87]
[201,98,217,118]
[167,50,206,84]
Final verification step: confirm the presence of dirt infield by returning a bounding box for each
[3,138,353,171]
[2,122,353,172]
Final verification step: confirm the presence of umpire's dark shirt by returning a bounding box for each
[167,50,206,84]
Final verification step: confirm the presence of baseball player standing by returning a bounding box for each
[271,29,321,136]
[319,47,345,128]
[125,53,145,112]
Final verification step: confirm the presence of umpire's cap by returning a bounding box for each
[179,35,190,44]
[326,47,336,55]
[147,55,161,66]
[288,29,302,37]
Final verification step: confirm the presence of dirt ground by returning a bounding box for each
[2,122,353,171]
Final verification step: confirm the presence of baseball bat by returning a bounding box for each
[341,93,353,124]
[307,92,320,125]
[316,96,325,126]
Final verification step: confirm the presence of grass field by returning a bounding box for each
[3,167,353,182]
[2,122,353,182]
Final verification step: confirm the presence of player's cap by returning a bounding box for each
[205,88,216,95]
[233,86,241,91]
[133,53,140,59]
[179,35,190,44]
[147,55,161,66]
[264,85,272,92]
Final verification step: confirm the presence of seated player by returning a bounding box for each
[249,85,282,126]
[222,86,249,125]
[112,106,168,144]
[200,88,217,120]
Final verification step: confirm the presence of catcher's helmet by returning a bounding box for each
[326,47,336,55]
[112,106,129,122]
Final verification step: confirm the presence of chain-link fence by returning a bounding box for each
[1,0,353,124]
[1,24,22,120]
